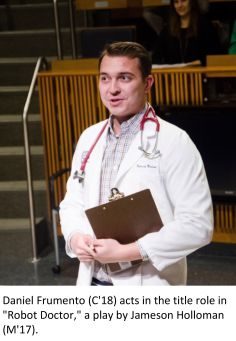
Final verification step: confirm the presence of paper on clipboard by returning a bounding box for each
[152,60,201,69]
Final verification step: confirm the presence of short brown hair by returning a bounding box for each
[98,41,152,79]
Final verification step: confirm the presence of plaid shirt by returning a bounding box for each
[94,105,147,282]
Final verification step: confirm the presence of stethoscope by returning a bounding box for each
[73,104,160,183]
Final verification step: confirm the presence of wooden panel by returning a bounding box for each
[76,0,234,10]
[209,0,236,3]
[142,0,170,6]
[76,0,149,10]
[38,72,107,216]
[213,203,236,243]
[206,56,236,77]
[76,0,128,10]
[51,59,98,72]
[151,68,204,106]
[207,55,236,66]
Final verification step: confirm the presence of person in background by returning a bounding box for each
[152,0,218,65]
[59,41,213,286]
[228,19,236,54]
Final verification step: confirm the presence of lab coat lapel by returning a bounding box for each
[114,123,157,185]
[86,124,108,207]
[114,131,145,184]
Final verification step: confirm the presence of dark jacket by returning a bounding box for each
[152,16,218,65]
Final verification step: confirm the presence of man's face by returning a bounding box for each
[99,55,153,120]
[173,0,190,18]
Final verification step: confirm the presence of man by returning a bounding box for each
[59,41,213,286]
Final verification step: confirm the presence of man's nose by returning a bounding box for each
[109,79,120,94]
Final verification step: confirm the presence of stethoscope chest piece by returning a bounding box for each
[73,170,85,183]
[139,145,161,159]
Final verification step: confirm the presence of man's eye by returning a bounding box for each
[120,75,131,81]
[100,76,108,82]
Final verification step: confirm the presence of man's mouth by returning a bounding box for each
[109,98,123,105]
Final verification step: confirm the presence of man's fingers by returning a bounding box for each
[92,239,105,247]
[78,256,94,262]
[77,245,96,258]
[77,250,94,261]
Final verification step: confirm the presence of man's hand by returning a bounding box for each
[70,233,95,262]
[92,239,142,264]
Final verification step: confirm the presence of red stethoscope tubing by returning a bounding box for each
[77,105,160,181]
[140,105,160,132]
[80,120,108,175]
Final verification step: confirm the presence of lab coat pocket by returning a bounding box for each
[134,158,162,188]
[132,158,171,223]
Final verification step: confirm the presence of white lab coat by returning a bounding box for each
[59,114,213,285]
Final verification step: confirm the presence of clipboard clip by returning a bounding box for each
[108,188,125,202]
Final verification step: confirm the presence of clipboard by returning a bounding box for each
[85,189,163,273]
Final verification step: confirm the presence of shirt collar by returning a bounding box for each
[108,103,148,137]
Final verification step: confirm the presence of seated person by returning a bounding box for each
[229,19,236,54]
[152,0,218,65]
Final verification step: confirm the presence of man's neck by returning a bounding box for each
[112,114,134,136]
[110,104,148,136]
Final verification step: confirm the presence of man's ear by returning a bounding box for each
[145,75,154,92]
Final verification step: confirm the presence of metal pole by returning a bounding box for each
[53,0,63,59]
[68,0,77,58]
[23,57,46,263]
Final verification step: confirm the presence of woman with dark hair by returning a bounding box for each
[152,0,218,65]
